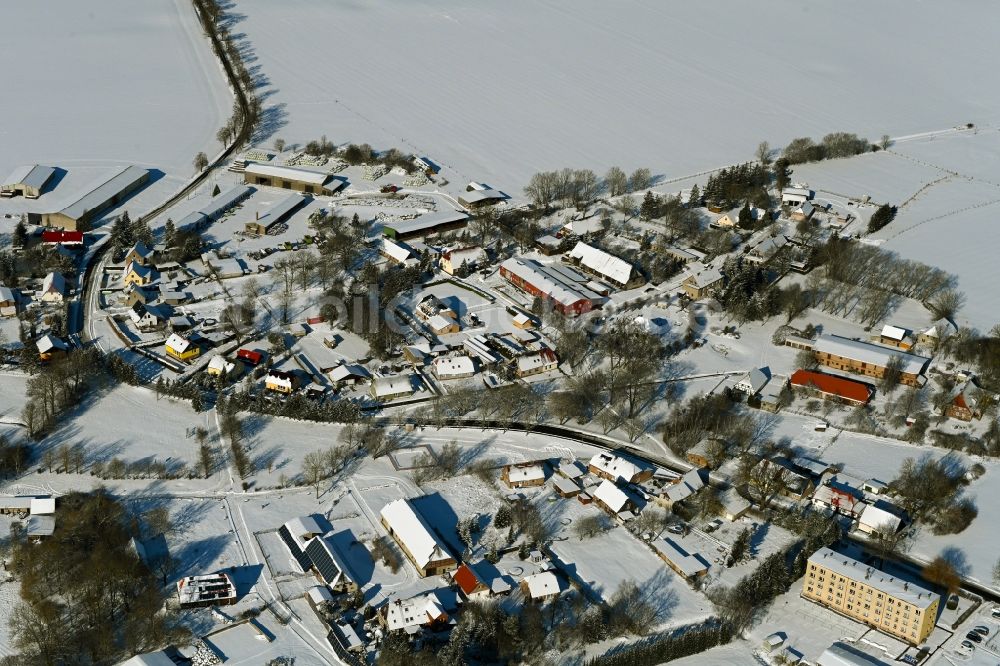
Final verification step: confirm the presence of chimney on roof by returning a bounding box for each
[256,210,260,220]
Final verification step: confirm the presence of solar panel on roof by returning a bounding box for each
[305,538,342,585]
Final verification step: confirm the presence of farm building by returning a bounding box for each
[651,538,710,581]
[370,374,418,401]
[243,193,310,236]
[176,184,254,230]
[440,246,486,275]
[382,210,469,241]
[499,258,604,316]
[164,333,199,363]
[790,369,872,405]
[552,475,580,498]
[1,164,55,199]
[304,533,359,594]
[681,268,724,300]
[381,237,419,266]
[243,162,346,196]
[41,165,149,230]
[458,187,505,209]
[588,452,653,483]
[879,324,912,350]
[380,498,457,577]
[781,186,814,206]
[516,348,558,377]
[501,462,546,488]
[916,319,954,349]
[566,242,643,289]
[432,355,475,380]
[176,572,237,609]
[813,335,930,386]
[39,271,65,303]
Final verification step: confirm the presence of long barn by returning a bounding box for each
[41,165,149,230]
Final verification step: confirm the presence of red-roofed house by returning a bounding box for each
[237,349,263,366]
[946,382,982,421]
[452,564,490,600]
[41,230,84,248]
[790,370,872,405]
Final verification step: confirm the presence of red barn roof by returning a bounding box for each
[452,564,485,596]
[237,349,263,365]
[791,369,871,404]
[42,230,84,245]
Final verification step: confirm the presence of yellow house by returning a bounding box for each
[123,261,155,287]
[165,333,199,362]
[265,370,297,393]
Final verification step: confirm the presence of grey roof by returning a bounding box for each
[201,184,254,221]
[808,547,936,609]
[817,642,890,666]
[814,334,930,376]
[58,165,148,221]
[3,165,55,190]
[737,368,770,393]
[258,194,310,226]
[245,161,331,186]
[384,210,469,236]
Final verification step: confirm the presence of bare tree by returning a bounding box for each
[273,137,286,153]
[755,141,771,165]
[927,289,965,322]
[880,134,892,150]
[193,152,209,172]
[628,168,652,192]
[302,451,326,498]
[605,166,628,197]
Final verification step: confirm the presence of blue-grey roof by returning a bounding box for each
[201,185,254,220]
[259,194,309,226]
[3,165,55,190]
[58,165,148,220]
[384,210,469,235]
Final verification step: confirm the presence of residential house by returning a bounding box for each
[381,237,419,267]
[380,498,457,577]
[0,285,16,317]
[720,490,750,521]
[857,502,903,536]
[40,272,65,303]
[588,452,653,483]
[440,246,486,275]
[164,333,199,363]
[329,363,371,387]
[278,515,325,571]
[305,532,360,594]
[758,375,787,412]
[552,475,580,498]
[128,303,168,331]
[432,355,475,380]
[916,319,955,349]
[658,468,705,507]
[812,480,866,519]
[813,334,930,386]
[237,348,263,367]
[207,355,238,378]
[37,334,68,361]
[520,571,564,602]
[790,202,815,222]
[592,479,635,518]
[122,261,155,287]
[379,591,451,634]
[790,369,873,405]
[651,538,710,581]
[744,235,788,266]
[124,242,155,267]
[124,285,154,308]
[946,382,982,421]
[681,268,724,300]
[781,186,813,206]
[734,367,770,397]
[516,348,558,377]
[265,369,298,394]
[685,439,713,469]
[428,314,460,335]
[501,462,546,489]
[452,564,490,600]
[370,374,418,401]
[566,242,643,289]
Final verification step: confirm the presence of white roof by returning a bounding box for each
[593,479,631,512]
[517,349,557,373]
[329,363,371,382]
[283,515,323,547]
[651,537,709,577]
[127,241,154,260]
[245,161,331,186]
[858,503,902,533]
[666,469,705,503]
[3,164,55,190]
[459,188,504,205]
[506,463,545,484]
[558,460,586,479]
[382,237,416,263]
[522,571,562,599]
[0,286,14,303]
[26,515,55,537]
[443,246,485,266]
[880,324,907,341]
[686,267,723,288]
[817,642,891,666]
[808,547,936,608]
[433,355,475,377]
[307,585,334,605]
[588,452,645,482]
[165,333,191,353]
[385,211,469,236]
[42,271,65,295]
[383,591,447,633]
[552,475,579,495]
[814,335,930,376]
[58,165,148,220]
[568,241,635,285]
[29,497,54,515]
[36,334,67,354]
[782,186,813,199]
[428,314,456,333]
[379,499,454,570]
[120,651,177,666]
[563,217,604,235]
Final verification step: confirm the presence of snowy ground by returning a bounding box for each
[0,0,230,226]
[231,0,1000,193]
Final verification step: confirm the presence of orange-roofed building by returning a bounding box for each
[452,563,489,600]
[790,369,872,405]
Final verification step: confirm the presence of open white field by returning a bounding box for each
[232,0,1000,191]
[0,0,230,223]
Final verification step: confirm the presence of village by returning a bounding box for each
[1,2,1000,666]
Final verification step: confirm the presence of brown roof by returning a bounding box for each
[790,369,871,403]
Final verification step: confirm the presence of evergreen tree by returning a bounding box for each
[163,218,176,249]
[212,183,221,196]
[737,202,754,230]
[687,183,701,207]
[639,191,659,221]
[773,158,791,192]
[109,214,134,259]
[131,215,153,247]
[13,219,28,250]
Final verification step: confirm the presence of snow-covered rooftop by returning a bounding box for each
[568,241,635,286]
[814,334,930,376]
[380,498,454,571]
[808,548,936,609]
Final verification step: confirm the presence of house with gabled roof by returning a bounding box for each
[123,261,156,287]
[380,498,457,577]
[501,462,546,488]
[566,241,643,289]
[379,590,452,634]
[37,334,68,361]
[681,267,724,300]
[452,563,490,600]
[734,367,770,396]
[40,272,66,303]
[588,452,652,483]
[520,571,564,602]
[592,479,636,518]
[124,241,155,267]
[946,381,982,421]
[165,333,199,362]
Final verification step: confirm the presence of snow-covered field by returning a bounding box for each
[231,0,1000,191]
[0,0,230,224]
